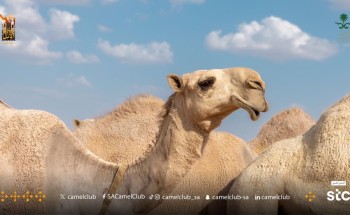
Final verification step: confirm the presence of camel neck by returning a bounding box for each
[114,100,208,213]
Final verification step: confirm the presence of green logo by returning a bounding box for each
[335,13,350,29]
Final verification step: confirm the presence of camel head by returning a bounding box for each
[167,67,269,132]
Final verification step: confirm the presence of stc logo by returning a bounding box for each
[327,189,350,201]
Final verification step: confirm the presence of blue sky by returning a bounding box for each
[0,0,350,140]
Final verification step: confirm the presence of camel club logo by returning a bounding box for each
[336,13,350,43]
[0,14,16,41]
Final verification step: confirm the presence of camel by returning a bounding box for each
[0,103,119,214]
[73,97,256,215]
[0,67,268,214]
[74,104,313,215]
[228,94,350,215]
[249,107,315,154]
[73,67,269,167]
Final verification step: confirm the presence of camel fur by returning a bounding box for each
[73,95,164,164]
[228,94,350,215]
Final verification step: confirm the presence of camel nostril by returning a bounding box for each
[254,81,262,89]
[248,80,263,90]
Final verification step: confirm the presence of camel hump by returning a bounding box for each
[114,94,164,116]
[309,94,350,140]
[249,107,315,154]
[0,99,13,109]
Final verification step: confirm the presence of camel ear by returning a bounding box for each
[73,119,81,128]
[167,74,184,92]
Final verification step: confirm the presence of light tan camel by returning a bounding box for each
[0,101,118,214]
[73,67,268,166]
[73,97,256,215]
[228,94,350,215]
[0,67,268,214]
[249,107,315,154]
[150,108,315,215]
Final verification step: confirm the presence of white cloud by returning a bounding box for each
[57,74,92,88]
[24,36,63,61]
[206,16,338,61]
[0,0,80,64]
[5,0,46,36]
[97,39,173,64]
[74,76,92,87]
[97,24,112,32]
[171,0,205,7]
[101,0,119,5]
[328,0,350,10]
[2,36,62,65]
[49,9,80,40]
[66,50,100,64]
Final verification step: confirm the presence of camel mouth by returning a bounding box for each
[234,97,261,121]
[246,107,260,121]
[252,109,260,119]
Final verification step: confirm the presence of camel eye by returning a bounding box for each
[198,77,215,91]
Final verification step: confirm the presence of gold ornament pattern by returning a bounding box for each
[0,191,46,203]
[304,191,316,202]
